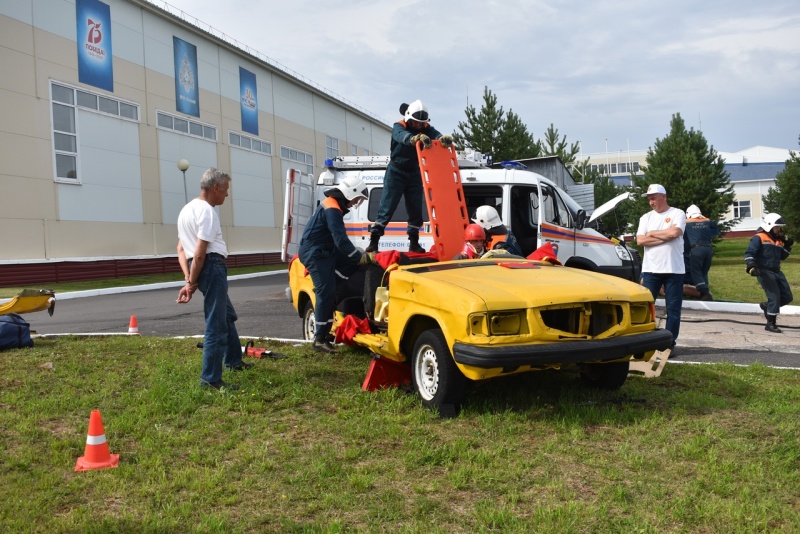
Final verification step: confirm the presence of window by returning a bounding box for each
[351,145,358,156]
[281,146,314,174]
[156,111,216,141]
[326,135,339,159]
[229,131,272,155]
[632,162,640,173]
[734,200,751,219]
[50,82,141,182]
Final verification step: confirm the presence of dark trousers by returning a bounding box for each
[689,246,713,292]
[373,165,423,237]
[757,269,793,315]
[641,272,684,345]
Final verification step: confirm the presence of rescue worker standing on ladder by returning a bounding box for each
[299,176,374,353]
[365,100,454,254]
[472,205,523,256]
[745,213,794,333]
[684,204,719,301]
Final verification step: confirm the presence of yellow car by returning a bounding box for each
[286,253,672,410]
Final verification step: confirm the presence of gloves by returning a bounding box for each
[410,133,432,148]
[358,252,375,265]
[439,135,454,147]
[784,237,794,249]
[746,265,760,277]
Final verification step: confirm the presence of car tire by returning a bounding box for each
[411,329,468,410]
[302,300,316,341]
[579,361,629,390]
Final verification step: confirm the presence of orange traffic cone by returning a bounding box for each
[74,410,119,472]
[128,315,139,334]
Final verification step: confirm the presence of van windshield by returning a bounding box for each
[366,188,429,223]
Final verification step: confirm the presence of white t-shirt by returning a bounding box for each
[637,206,686,274]
[177,198,228,258]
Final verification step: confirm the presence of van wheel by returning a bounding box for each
[411,329,468,410]
[302,301,316,341]
[579,361,629,389]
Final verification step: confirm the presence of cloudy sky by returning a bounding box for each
[157,0,800,155]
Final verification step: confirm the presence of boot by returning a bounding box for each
[312,337,338,353]
[408,234,425,254]
[759,302,768,319]
[699,290,713,301]
[365,232,381,253]
[765,315,782,334]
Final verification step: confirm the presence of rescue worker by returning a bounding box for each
[472,205,523,256]
[453,224,487,259]
[684,204,719,301]
[299,176,374,353]
[365,100,454,254]
[745,213,794,333]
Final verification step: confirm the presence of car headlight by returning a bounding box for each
[615,244,633,261]
[469,311,523,336]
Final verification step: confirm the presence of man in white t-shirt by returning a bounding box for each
[176,168,251,391]
[636,184,686,353]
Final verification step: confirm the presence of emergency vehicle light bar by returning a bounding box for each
[325,152,489,171]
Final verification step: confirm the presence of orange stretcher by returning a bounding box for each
[417,140,470,261]
[0,289,56,316]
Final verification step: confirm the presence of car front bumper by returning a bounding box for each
[453,328,674,369]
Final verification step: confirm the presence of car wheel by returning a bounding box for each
[302,301,316,341]
[579,361,629,389]
[411,329,468,410]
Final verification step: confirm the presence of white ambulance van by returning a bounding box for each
[281,153,641,281]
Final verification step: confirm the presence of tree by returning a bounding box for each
[631,113,736,233]
[762,136,800,233]
[539,123,580,165]
[453,86,540,162]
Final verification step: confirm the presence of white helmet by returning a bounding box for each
[404,100,430,123]
[686,204,702,218]
[761,212,786,232]
[472,205,502,230]
[336,175,368,202]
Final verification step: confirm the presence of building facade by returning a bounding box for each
[0,0,390,282]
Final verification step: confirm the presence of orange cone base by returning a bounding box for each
[75,453,119,472]
[362,357,411,392]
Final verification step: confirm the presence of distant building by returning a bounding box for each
[0,0,390,284]
[573,145,792,235]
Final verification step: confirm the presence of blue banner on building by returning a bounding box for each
[173,37,199,117]
[239,67,259,135]
[76,0,113,92]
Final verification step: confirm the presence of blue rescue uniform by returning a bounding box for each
[299,196,364,341]
[373,120,443,238]
[745,230,793,315]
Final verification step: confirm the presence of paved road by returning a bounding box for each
[21,271,800,369]
[27,272,303,341]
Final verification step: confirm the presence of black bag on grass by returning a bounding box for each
[0,314,34,350]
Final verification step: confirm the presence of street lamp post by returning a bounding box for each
[177,159,190,204]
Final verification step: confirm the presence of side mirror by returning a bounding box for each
[576,209,587,230]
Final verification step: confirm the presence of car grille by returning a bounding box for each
[539,302,626,337]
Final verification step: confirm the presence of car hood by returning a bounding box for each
[402,261,651,309]
[589,192,632,223]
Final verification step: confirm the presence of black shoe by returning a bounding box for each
[312,339,337,354]
[226,361,254,371]
[699,292,713,301]
[668,344,679,359]
[765,323,782,333]
[365,233,381,253]
[759,302,768,319]
[201,380,239,391]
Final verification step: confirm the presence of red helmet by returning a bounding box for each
[464,223,486,241]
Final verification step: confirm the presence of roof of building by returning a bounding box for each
[725,162,786,182]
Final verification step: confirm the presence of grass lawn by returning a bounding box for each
[1,337,799,532]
